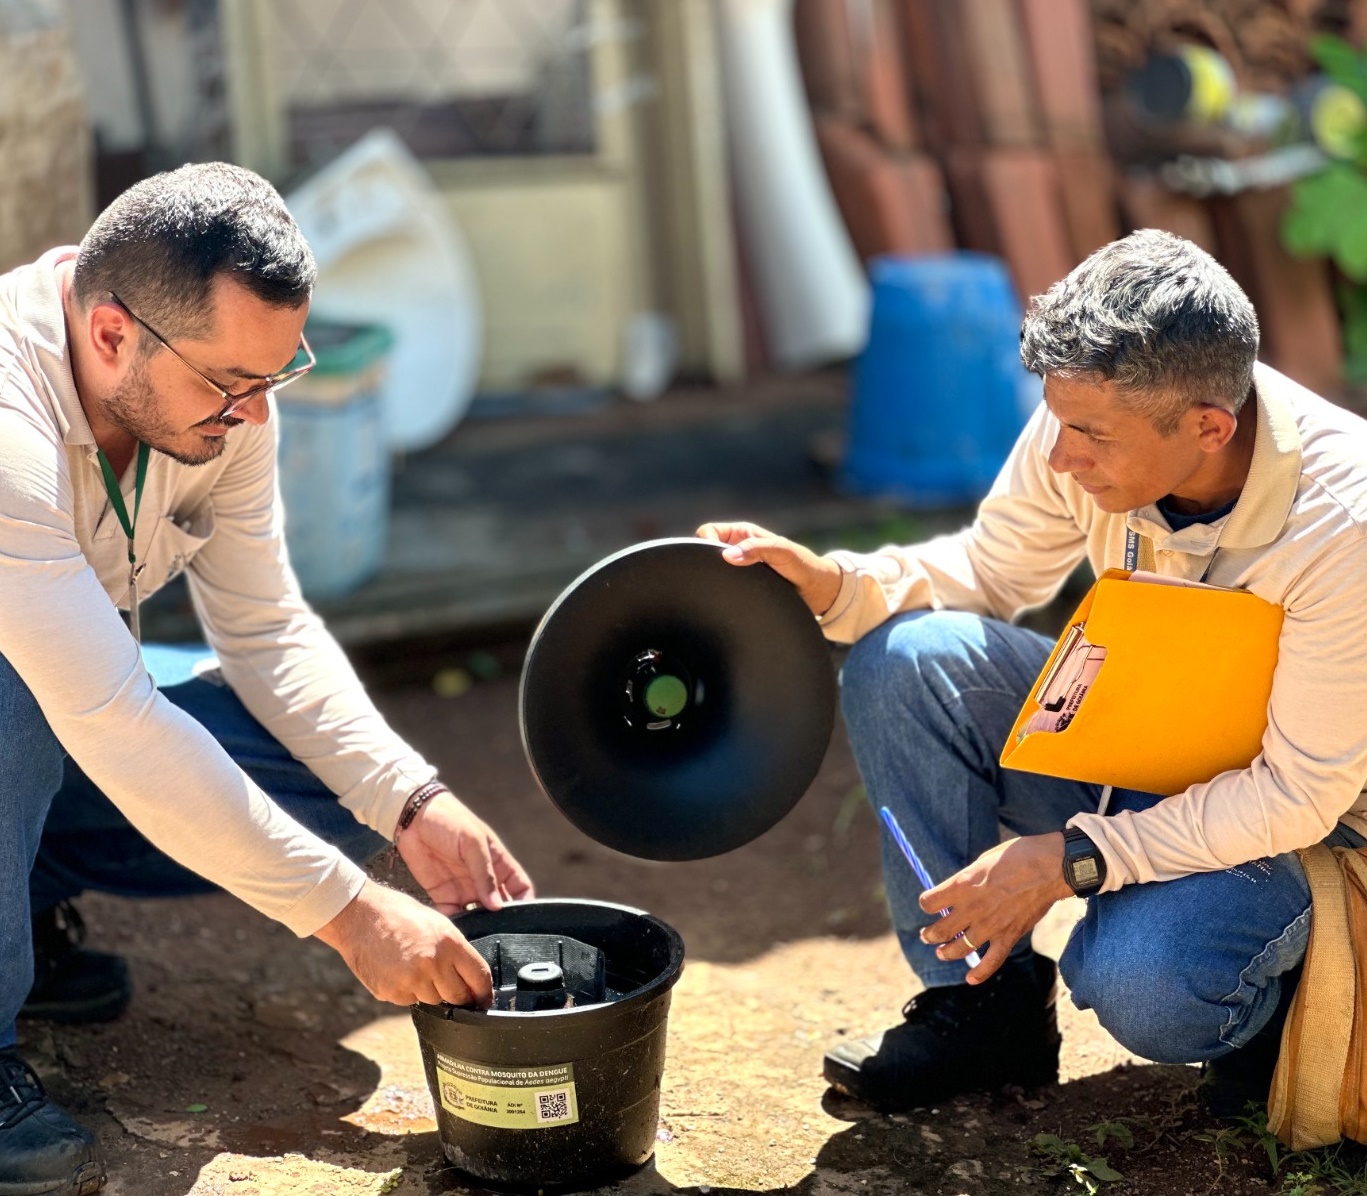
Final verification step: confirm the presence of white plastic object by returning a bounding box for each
[714,0,870,367]
[286,129,483,452]
[620,312,678,401]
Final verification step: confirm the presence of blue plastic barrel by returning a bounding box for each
[840,253,1039,507]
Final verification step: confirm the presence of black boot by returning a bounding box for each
[1199,966,1301,1121]
[0,1047,105,1195]
[823,951,1060,1111]
[21,903,131,1026]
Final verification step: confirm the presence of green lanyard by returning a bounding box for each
[95,442,150,643]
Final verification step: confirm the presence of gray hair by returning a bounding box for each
[1019,229,1259,435]
[72,162,315,346]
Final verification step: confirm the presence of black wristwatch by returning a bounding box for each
[1062,827,1107,897]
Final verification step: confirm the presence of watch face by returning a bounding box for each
[1071,857,1100,887]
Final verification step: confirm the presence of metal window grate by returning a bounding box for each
[186,0,231,163]
[267,0,595,165]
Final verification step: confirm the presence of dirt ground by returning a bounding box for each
[18,640,1301,1196]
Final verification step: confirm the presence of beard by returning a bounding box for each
[104,356,230,467]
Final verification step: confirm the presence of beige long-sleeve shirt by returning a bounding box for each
[818,362,1367,892]
[0,248,439,935]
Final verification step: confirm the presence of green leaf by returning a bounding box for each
[1282,202,1326,259]
[1090,1120,1135,1149]
[1311,35,1367,106]
[185,1102,208,1114]
[1083,1156,1124,1182]
[1283,174,1345,258]
[1335,111,1367,167]
[1339,284,1367,380]
[1337,208,1367,281]
[1283,166,1367,267]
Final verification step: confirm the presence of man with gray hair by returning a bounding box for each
[0,163,532,1194]
[701,229,1367,1113]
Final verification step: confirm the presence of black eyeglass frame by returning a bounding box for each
[108,291,315,419]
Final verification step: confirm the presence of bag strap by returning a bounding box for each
[1268,844,1356,1149]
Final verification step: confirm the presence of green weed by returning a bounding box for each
[1087,1118,1137,1151]
[1197,1107,1367,1194]
[1028,1132,1125,1194]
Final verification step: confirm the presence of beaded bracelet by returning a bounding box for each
[393,781,450,843]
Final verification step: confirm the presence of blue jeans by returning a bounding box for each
[1,644,388,1050]
[841,610,1361,1065]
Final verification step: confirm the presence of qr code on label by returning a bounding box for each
[536,1089,572,1123]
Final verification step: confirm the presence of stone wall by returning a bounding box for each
[0,0,93,273]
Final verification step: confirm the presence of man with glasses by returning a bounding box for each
[112,289,318,415]
[0,162,532,1194]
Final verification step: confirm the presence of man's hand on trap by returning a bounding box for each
[315,793,536,1010]
[696,520,844,617]
[315,882,496,1007]
[397,790,535,915]
[918,832,1073,985]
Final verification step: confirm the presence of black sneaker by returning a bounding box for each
[20,904,131,1026]
[1199,966,1301,1121]
[823,951,1061,1111]
[0,1048,105,1195]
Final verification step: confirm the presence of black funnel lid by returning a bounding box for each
[520,538,836,860]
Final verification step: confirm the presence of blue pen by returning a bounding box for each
[879,806,982,968]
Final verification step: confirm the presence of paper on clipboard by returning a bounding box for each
[1126,571,1220,590]
[1017,623,1107,739]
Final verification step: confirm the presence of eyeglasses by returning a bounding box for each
[109,292,315,420]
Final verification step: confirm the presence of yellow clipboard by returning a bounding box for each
[1000,569,1284,794]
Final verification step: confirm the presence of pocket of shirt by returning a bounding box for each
[141,504,216,596]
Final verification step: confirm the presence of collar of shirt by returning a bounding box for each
[1124,361,1302,556]
[15,246,98,450]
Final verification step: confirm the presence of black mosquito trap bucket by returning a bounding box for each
[410,899,685,1190]
[412,540,835,1189]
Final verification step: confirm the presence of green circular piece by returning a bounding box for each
[644,674,689,719]
[1312,84,1367,160]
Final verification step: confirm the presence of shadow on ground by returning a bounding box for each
[18,661,1286,1195]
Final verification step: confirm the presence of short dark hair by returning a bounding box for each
[1019,229,1259,435]
[72,162,316,344]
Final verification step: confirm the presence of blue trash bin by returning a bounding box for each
[840,253,1040,508]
